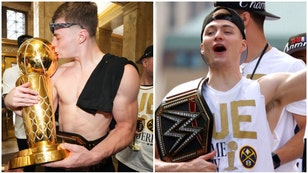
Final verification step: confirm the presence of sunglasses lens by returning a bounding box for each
[49,23,77,34]
[49,23,55,33]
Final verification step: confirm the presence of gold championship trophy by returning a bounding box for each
[8,38,67,169]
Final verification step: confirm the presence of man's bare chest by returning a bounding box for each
[56,72,92,103]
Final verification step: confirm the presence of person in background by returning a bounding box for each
[116,45,153,172]
[215,2,306,171]
[4,2,140,171]
[284,33,306,64]
[155,7,306,172]
[284,32,307,172]
[2,34,35,172]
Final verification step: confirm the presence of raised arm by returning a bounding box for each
[259,70,306,108]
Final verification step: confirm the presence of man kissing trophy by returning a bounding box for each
[9,38,66,170]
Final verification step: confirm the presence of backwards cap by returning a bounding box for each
[284,33,306,55]
[214,1,280,20]
[137,45,153,64]
[201,7,246,42]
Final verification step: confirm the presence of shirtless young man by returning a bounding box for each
[4,2,140,171]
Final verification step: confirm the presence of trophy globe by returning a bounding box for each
[17,37,58,77]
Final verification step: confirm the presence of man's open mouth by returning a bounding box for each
[213,44,226,52]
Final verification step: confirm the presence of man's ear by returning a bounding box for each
[142,58,150,68]
[200,43,205,55]
[240,11,251,27]
[78,29,88,44]
[200,43,208,65]
[241,39,248,53]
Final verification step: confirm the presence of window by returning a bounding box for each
[2,7,27,40]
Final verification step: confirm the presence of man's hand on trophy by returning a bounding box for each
[43,143,96,169]
[4,82,40,112]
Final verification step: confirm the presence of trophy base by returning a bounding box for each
[8,141,67,170]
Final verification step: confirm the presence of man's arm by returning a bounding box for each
[259,70,306,131]
[259,70,306,107]
[3,67,39,114]
[273,113,305,165]
[90,64,140,158]
[4,83,40,112]
[259,70,306,168]
[155,144,217,172]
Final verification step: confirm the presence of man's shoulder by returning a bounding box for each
[263,47,305,70]
[269,47,303,62]
[103,53,129,63]
[103,53,138,71]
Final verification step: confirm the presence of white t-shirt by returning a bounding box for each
[116,85,153,172]
[241,47,306,172]
[3,65,25,139]
[203,77,274,171]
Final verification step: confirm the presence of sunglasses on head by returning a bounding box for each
[49,23,82,34]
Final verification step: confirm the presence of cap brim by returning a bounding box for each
[253,11,280,20]
[136,58,143,64]
[137,54,153,64]
[286,47,306,55]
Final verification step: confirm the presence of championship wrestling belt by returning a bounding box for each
[155,77,213,162]
[56,131,106,150]
[56,131,112,171]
